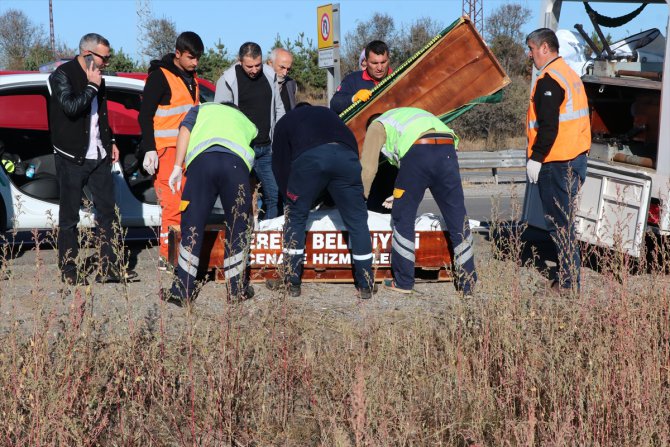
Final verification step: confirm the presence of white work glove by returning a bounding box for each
[382,195,394,209]
[142,150,159,175]
[526,159,542,184]
[168,165,182,194]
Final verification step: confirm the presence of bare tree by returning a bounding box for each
[141,17,177,61]
[394,17,443,66]
[486,3,531,44]
[486,3,532,76]
[0,9,47,69]
[341,13,443,77]
[341,12,397,75]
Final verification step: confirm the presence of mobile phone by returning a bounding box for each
[84,54,96,70]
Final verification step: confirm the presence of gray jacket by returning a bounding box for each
[214,63,285,142]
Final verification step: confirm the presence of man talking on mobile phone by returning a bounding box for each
[49,33,137,286]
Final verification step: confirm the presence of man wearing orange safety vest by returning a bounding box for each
[138,32,204,269]
[525,28,591,294]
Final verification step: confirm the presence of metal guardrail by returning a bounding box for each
[458,149,526,184]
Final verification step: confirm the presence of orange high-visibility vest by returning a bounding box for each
[527,57,591,162]
[153,67,199,149]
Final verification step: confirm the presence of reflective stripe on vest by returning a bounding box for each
[185,103,257,170]
[526,58,591,162]
[155,104,194,117]
[376,107,458,167]
[153,67,199,149]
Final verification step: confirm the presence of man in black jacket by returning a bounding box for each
[49,33,137,286]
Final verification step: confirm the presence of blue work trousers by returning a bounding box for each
[537,153,587,290]
[284,143,373,288]
[253,144,280,220]
[171,152,252,300]
[392,143,477,293]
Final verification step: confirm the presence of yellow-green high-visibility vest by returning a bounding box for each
[376,107,458,167]
[185,102,257,170]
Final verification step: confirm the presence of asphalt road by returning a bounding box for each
[420,180,526,224]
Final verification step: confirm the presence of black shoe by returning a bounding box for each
[358,284,378,300]
[240,285,255,300]
[160,287,188,307]
[61,270,89,286]
[265,278,301,297]
[288,284,301,297]
[95,269,139,284]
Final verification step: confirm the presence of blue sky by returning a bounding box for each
[4,0,668,63]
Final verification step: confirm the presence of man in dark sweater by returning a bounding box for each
[49,33,137,285]
[138,32,203,269]
[267,104,376,299]
[214,42,285,220]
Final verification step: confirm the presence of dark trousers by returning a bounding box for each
[171,152,252,299]
[537,153,587,290]
[55,156,117,274]
[284,143,373,288]
[392,143,477,293]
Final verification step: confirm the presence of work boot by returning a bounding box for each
[240,285,255,300]
[160,288,189,307]
[265,278,301,297]
[382,279,413,294]
[358,284,378,300]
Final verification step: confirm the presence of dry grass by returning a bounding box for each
[1,216,670,446]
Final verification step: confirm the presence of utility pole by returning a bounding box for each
[462,0,484,36]
[49,0,56,57]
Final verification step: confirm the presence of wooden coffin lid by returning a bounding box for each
[342,17,511,151]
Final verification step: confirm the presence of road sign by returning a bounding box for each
[317,3,340,101]
[317,4,334,49]
[318,48,334,68]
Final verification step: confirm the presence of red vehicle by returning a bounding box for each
[100,72,216,136]
[0,69,217,230]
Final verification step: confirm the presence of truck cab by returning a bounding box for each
[540,0,670,256]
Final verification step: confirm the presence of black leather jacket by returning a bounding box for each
[48,58,113,165]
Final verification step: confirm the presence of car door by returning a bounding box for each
[0,76,68,230]
[103,76,162,227]
[0,74,161,230]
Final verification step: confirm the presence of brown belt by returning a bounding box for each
[414,137,454,146]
